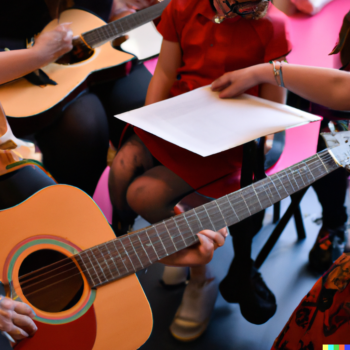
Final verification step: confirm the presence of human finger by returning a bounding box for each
[12,313,37,337]
[197,229,227,249]
[13,301,36,319]
[211,73,232,91]
[7,325,30,341]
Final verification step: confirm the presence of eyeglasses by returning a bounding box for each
[214,0,237,17]
[213,0,268,22]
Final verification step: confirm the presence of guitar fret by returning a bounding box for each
[252,185,263,209]
[147,227,168,258]
[95,246,114,280]
[129,234,148,268]
[283,169,295,192]
[111,240,129,275]
[75,254,95,286]
[170,218,187,250]
[145,230,160,259]
[154,224,176,255]
[204,201,227,230]
[317,153,330,173]
[194,207,215,231]
[136,234,152,264]
[84,250,104,285]
[102,243,121,277]
[121,237,143,270]
[115,239,135,272]
[225,194,241,222]
[159,221,178,251]
[90,248,110,282]
[183,210,202,236]
[83,0,171,48]
[274,172,290,197]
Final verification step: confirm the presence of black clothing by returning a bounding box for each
[0,0,152,196]
[287,92,348,229]
[0,166,55,210]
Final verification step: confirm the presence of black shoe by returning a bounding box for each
[309,226,345,274]
[219,262,276,325]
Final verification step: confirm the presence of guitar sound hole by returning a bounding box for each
[19,249,84,313]
[55,37,95,65]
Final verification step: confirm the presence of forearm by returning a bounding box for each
[259,82,286,104]
[145,69,175,105]
[255,63,350,110]
[0,48,46,85]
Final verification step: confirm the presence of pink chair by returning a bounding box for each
[93,166,112,224]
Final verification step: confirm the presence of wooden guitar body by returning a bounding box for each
[0,10,133,136]
[0,185,152,349]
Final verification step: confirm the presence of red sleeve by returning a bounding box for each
[156,0,180,42]
[254,4,293,62]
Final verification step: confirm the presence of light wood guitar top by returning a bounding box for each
[0,9,133,118]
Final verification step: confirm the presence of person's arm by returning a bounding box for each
[0,23,73,85]
[145,39,182,105]
[159,227,227,266]
[0,296,37,341]
[109,0,158,21]
[211,62,350,111]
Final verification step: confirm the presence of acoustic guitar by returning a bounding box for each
[0,0,169,136]
[1,131,349,349]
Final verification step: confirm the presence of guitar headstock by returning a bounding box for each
[322,131,350,170]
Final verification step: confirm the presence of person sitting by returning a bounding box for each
[211,56,350,349]
[0,0,156,196]
[109,0,292,340]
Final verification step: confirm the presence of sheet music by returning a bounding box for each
[115,86,321,157]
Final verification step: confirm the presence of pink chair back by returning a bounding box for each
[266,121,321,176]
[92,166,112,224]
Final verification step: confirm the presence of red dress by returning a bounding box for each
[135,1,292,190]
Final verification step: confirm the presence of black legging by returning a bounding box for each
[0,166,55,210]
[32,63,152,197]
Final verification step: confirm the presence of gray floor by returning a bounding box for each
[136,186,349,350]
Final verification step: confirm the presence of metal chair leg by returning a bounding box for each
[254,187,308,269]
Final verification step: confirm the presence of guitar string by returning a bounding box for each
[18,152,334,288]
[19,158,336,297]
[18,152,335,292]
[83,2,167,47]
[17,152,335,294]
[21,152,334,283]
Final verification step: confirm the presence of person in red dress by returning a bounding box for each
[109,0,292,340]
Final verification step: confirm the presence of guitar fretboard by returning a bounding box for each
[82,0,170,48]
[75,149,338,288]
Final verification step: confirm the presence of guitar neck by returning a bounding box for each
[82,0,170,49]
[75,149,338,288]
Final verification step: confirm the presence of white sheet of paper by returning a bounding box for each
[121,22,162,61]
[116,86,321,157]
